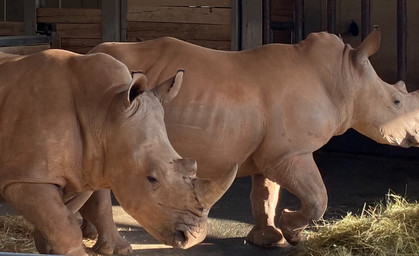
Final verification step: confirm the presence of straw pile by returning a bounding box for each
[0,215,35,253]
[0,214,98,254]
[296,193,419,256]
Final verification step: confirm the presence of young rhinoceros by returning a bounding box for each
[0,50,236,256]
[86,25,419,251]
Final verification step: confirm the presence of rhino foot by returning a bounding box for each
[34,229,88,256]
[93,232,132,255]
[246,226,287,247]
[81,219,98,240]
[278,209,308,245]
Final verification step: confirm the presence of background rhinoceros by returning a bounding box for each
[86,26,419,251]
[0,50,236,256]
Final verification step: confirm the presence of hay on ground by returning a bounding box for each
[0,215,36,253]
[296,193,419,256]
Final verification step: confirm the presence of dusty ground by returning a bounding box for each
[1,151,418,256]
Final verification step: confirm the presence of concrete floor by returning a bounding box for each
[1,151,419,256]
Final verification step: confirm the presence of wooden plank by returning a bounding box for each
[0,44,50,55]
[127,6,230,25]
[37,8,102,24]
[102,0,121,41]
[127,22,230,41]
[61,45,95,54]
[126,36,230,50]
[241,0,262,49]
[61,38,102,48]
[0,22,24,36]
[24,0,39,35]
[127,0,231,8]
[56,23,101,38]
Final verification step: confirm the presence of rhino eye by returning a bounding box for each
[147,176,158,183]
[394,99,401,106]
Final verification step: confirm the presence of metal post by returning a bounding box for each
[397,0,407,81]
[361,0,370,40]
[327,0,336,34]
[262,0,271,44]
[294,0,304,43]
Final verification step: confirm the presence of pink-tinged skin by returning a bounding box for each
[85,26,419,251]
[0,50,236,255]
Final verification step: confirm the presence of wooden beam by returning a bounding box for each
[361,0,370,40]
[127,22,230,41]
[397,0,407,81]
[0,22,24,36]
[127,6,230,25]
[37,8,102,24]
[294,0,304,43]
[56,23,101,38]
[120,0,127,41]
[230,0,239,50]
[241,0,262,50]
[24,0,40,35]
[127,0,231,8]
[262,0,271,44]
[102,0,121,42]
[327,0,336,34]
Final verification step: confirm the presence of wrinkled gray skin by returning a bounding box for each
[0,50,236,256]
[85,27,419,252]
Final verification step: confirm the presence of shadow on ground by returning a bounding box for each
[1,151,419,256]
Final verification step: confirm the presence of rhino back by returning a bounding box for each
[92,37,346,177]
[0,50,129,194]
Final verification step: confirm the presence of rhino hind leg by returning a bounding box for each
[264,153,328,245]
[79,189,132,255]
[3,183,87,256]
[246,173,287,247]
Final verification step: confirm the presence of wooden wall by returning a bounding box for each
[270,0,294,43]
[37,8,102,53]
[0,21,24,36]
[126,0,232,50]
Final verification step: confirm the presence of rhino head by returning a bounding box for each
[346,26,419,147]
[102,70,236,248]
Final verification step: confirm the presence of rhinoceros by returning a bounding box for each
[86,26,419,251]
[0,50,236,256]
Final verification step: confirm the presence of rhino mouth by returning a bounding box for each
[401,133,419,148]
[168,221,206,249]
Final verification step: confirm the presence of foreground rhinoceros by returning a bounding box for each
[86,26,419,250]
[0,50,236,256]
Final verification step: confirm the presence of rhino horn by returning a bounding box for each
[193,164,238,209]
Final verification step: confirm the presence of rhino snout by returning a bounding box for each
[171,221,208,249]
[401,132,419,148]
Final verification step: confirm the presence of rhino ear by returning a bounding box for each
[353,26,380,64]
[127,71,148,104]
[394,80,408,94]
[152,70,184,103]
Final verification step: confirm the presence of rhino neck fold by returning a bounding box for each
[75,87,127,191]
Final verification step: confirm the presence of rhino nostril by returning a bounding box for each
[174,230,187,247]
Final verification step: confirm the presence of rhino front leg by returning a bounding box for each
[264,153,328,245]
[246,173,286,247]
[79,189,132,255]
[3,183,87,256]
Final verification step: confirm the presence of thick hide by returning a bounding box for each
[88,27,419,249]
[0,50,234,256]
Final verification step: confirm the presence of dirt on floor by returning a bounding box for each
[1,151,419,256]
